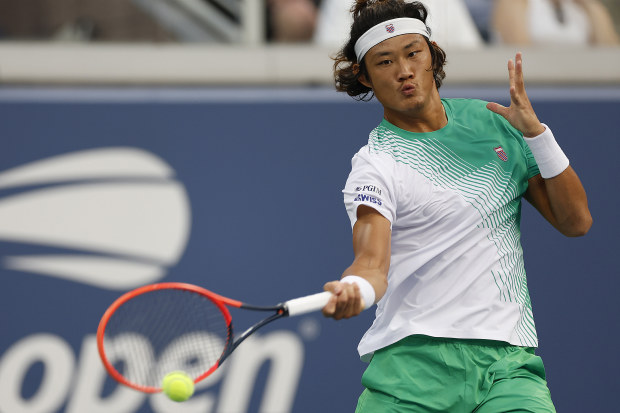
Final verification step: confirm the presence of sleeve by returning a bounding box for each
[342,146,398,230]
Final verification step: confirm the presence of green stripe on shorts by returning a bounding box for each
[356,335,555,413]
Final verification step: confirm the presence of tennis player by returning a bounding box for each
[321,1,592,411]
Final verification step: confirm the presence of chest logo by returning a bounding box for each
[494,146,508,162]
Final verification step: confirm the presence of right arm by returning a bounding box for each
[322,205,391,320]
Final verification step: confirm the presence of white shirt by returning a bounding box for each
[343,100,541,361]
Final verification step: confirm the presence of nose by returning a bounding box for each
[397,59,414,81]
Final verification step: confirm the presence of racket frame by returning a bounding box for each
[96,282,289,393]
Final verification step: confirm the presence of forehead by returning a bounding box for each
[366,33,427,57]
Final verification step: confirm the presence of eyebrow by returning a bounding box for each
[371,39,423,58]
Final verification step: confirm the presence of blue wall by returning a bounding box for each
[0,86,617,413]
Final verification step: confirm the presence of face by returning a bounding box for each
[359,34,440,123]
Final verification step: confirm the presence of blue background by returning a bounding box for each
[0,86,618,412]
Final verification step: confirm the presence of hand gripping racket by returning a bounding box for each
[96,282,331,393]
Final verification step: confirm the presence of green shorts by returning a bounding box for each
[356,335,556,413]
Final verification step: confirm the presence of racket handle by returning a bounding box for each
[285,291,332,317]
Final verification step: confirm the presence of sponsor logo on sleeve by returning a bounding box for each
[354,185,382,196]
[354,194,382,206]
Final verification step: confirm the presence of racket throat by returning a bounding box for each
[219,312,285,365]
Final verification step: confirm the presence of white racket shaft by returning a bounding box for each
[285,291,332,316]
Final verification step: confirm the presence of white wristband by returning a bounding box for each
[523,124,569,179]
[341,275,376,310]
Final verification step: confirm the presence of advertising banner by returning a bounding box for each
[0,87,617,412]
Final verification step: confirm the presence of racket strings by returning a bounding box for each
[102,288,231,389]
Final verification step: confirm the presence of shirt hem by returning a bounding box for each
[359,328,538,362]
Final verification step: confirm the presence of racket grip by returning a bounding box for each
[285,291,332,317]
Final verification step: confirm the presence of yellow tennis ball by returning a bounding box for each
[161,371,195,402]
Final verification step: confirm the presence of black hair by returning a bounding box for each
[333,0,447,101]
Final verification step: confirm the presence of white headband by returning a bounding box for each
[354,17,430,62]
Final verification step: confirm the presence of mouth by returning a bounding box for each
[401,84,416,95]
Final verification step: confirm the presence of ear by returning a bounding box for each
[359,74,372,88]
[354,64,372,89]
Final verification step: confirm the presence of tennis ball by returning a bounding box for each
[161,371,194,402]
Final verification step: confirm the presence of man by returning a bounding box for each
[321,1,592,411]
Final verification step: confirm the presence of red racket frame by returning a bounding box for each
[96,282,243,393]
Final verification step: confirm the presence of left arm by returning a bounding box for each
[487,52,592,237]
[525,167,592,237]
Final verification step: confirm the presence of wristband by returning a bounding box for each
[523,124,570,179]
[341,275,376,310]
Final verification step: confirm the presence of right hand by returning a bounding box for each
[321,280,364,320]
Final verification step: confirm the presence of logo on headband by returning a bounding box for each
[385,24,395,33]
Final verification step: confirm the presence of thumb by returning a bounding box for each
[486,102,509,117]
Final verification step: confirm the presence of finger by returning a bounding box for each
[507,58,515,90]
[513,53,526,96]
[324,284,344,320]
[343,283,361,318]
[507,58,524,105]
[323,280,342,295]
[515,52,523,79]
[321,294,338,317]
[337,288,355,320]
[509,84,520,105]
[322,281,342,317]
[335,283,360,319]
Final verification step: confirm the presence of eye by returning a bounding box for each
[408,51,418,58]
[378,59,392,66]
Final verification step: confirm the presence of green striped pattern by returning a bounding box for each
[369,125,537,347]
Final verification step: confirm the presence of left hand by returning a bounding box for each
[486,53,545,137]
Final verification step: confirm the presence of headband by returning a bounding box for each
[354,17,430,62]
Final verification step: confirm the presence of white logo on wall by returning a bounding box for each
[0,147,190,289]
[0,147,310,413]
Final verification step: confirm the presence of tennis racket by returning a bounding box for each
[96,282,331,393]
